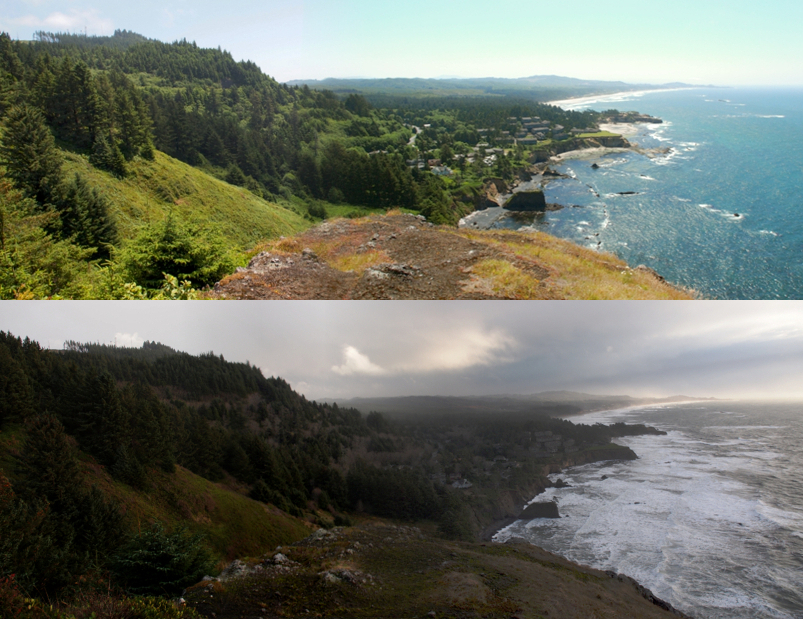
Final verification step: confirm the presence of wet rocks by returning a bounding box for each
[519,500,560,519]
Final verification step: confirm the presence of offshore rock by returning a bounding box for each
[504,189,547,211]
[519,500,560,519]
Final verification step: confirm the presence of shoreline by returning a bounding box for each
[484,398,714,542]
[547,86,698,109]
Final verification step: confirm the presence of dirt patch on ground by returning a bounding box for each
[208,212,691,300]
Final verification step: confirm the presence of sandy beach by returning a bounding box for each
[548,87,694,110]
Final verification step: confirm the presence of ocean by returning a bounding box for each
[485,87,803,299]
[494,402,803,619]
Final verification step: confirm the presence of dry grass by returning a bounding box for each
[470,259,542,299]
[328,250,392,274]
[457,229,693,300]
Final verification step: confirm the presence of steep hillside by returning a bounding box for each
[61,149,309,249]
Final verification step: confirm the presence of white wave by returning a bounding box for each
[756,501,803,530]
[759,230,779,236]
[757,114,785,118]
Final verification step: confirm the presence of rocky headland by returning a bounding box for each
[185,519,694,619]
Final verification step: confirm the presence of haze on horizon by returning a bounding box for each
[1,0,801,87]
[3,302,803,403]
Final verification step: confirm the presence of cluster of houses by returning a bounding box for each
[405,115,601,173]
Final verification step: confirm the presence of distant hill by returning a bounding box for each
[288,75,704,102]
[335,390,714,418]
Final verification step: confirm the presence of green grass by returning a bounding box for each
[61,150,311,251]
[576,131,620,138]
[89,465,311,565]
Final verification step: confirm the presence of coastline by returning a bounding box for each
[547,86,697,110]
[484,399,713,542]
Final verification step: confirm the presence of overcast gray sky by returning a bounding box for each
[2,301,802,401]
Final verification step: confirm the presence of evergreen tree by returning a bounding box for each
[110,522,214,596]
[58,173,118,256]
[0,472,53,592]
[89,132,127,176]
[0,345,35,426]
[121,215,233,289]
[0,104,64,206]
[13,413,85,590]
[74,371,129,468]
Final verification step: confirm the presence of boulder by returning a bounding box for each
[475,181,503,210]
[504,190,547,212]
[519,501,560,519]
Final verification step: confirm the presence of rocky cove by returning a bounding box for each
[477,444,640,541]
[459,129,669,231]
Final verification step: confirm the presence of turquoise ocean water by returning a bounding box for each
[496,88,803,299]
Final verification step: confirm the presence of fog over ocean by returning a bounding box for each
[495,402,803,618]
[493,87,803,299]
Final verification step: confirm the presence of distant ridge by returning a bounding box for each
[330,391,716,418]
[287,75,710,102]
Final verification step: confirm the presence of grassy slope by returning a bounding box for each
[0,425,311,567]
[61,150,310,251]
[458,229,693,300]
[86,465,311,566]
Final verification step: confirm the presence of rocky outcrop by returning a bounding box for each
[475,181,503,210]
[504,189,547,211]
[520,501,560,519]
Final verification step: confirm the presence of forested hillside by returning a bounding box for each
[1,330,667,617]
[0,30,619,299]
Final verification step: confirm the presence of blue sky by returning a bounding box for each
[1,0,801,85]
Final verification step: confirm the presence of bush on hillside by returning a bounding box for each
[119,216,234,289]
[111,523,214,596]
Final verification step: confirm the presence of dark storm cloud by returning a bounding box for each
[2,301,802,400]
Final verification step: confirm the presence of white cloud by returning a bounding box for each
[10,9,114,35]
[115,332,144,348]
[332,346,387,376]
[397,327,515,373]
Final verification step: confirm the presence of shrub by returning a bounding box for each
[111,523,214,596]
[119,216,233,290]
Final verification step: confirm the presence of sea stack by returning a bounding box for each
[504,189,547,211]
